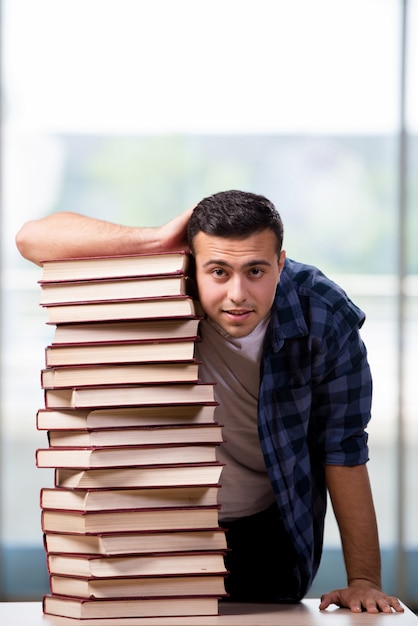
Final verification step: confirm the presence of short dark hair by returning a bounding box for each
[187,190,284,255]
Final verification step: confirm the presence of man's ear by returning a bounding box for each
[278,250,286,275]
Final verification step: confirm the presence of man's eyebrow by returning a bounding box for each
[202,259,273,268]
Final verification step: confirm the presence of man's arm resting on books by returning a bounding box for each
[319,464,404,614]
[15,208,194,266]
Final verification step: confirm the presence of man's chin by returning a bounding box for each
[228,329,253,338]
[218,321,255,338]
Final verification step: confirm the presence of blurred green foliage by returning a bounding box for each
[50,134,417,274]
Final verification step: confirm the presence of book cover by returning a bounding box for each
[54,463,224,489]
[44,337,198,366]
[43,296,197,324]
[36,444,219,469]
[36,404,218,430]
[41,506,222,534]
[47,424,224,447]
[43,529,228,556]
[41,361,200,388]
[44,382,216,409]
[43,594,220,619]
[40,485,221,511]
[49,573,227,599]
[51,318,201,345]
[39,274,189,305]
[40,251,190,282]
[46,551,227,578]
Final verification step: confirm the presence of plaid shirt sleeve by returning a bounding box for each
[258,259,372,598]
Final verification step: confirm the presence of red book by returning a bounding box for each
[46,551,227,578]
[43,594,220,619]
[40,251,191,282]
[36,404,218,430]
[39,274,189,305]
[43,296,198,324]
[41,506,222,534]
[54,463,224,490]
[36,444,219,469]
[41,361,201,388]
[44,382,216,409]
[44,338,199,366]
[43,528,228,556]
[40,485,221,511]
[49,572,227,599]
[51,318,201,345]
[46,424,223,447]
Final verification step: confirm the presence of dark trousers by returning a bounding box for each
[220,502,300,603]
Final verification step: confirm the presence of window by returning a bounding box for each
[1,0,417,603]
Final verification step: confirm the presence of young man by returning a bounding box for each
[16,190,403,613]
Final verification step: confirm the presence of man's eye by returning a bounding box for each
[212,268,225,277]
[250,268,264,277]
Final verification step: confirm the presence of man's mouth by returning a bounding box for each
[223,309,253,318]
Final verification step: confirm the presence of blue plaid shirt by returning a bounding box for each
[259,258,371,598]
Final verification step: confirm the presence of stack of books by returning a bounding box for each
[35,252,228,620]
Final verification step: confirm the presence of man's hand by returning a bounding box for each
[319,579,404,613]
[153,206,194,253]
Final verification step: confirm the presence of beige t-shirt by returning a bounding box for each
[195,316,275,521]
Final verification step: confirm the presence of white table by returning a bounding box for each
[0,600,416,626]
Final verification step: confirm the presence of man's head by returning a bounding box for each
[187,190,284,256]
[187,190,286,338]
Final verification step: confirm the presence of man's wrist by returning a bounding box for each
[348,577,382,589]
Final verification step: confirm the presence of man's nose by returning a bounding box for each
[227,275,247,303]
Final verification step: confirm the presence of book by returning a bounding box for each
[43,296,197,324]
[44,383,216,409]
[47,424,224,447]
[41,506,221,534]
[36,405,217,430]
[55,463,224,489]
[39,275,189,305]
[49,573,227,599]
[40,251,190,282]
[43,594,219,619]
[47,552,227,578]
[43,529,228,556]
[41,362,200,388]
[51,318,201,345]
[44,338,198,366]
[36,444,219,469]
[40,486,221,511]
[37,253,227,620]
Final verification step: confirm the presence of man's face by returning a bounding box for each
[193,229,285,338]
